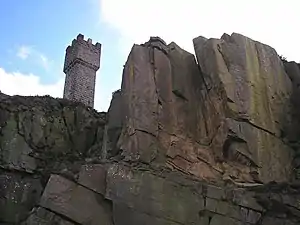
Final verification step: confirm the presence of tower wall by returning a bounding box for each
[63,34,101,108]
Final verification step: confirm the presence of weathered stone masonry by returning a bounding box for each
[63,34,101,108]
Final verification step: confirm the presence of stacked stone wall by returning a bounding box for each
[63,34,101,108]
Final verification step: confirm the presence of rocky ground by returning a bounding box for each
[1,33,300,224]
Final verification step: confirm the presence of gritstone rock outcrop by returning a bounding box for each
[1,33,300,225]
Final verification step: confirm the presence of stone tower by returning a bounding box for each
[63,34,101,108]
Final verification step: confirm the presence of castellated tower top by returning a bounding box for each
[63,34,101,73]
[63,34,102,108]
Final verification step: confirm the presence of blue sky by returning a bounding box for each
[0,0,299,111]
[0,0,124,111]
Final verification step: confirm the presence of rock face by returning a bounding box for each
[0,95,106,224]
[193,33,294,182]
[111,34,295,184]
[1,33,300,224]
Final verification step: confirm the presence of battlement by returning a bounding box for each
[64,34,101,73]
[63,34,102,108]
[71,34,101,50]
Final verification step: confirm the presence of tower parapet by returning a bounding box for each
[63,34,101,108]
[64,34,101,73]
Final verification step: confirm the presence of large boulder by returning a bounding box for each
[0,94,106,223]
[107,34,294,184]
[23,162,300,225]
[0,95,106,174]
[193,33,294,182]
[39,174,113,225]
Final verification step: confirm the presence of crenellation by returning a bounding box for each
[77,33,84,41]
[72,34,100,50]
[63,34,101,108]
[95,42,101,49]
[71,39,77,46]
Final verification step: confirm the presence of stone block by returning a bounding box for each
[113,202,179,225]
[106,164,204,224]
[205,185,226,200]
[209,214,243,225]
[231,189,263,212]
[206,198,240,220]
[77,164,106,195]
[240,207,262,224]
[261,216,298,225]
[22,207,75,225]
[0,115,36,173]
[0,171,42,224]
[40,175,113,225]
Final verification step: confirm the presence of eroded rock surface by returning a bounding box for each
[109,34,295,184]
[193,33,294,183]
[19,163,300,225]
[0,95,106,224]
[1,33,300,224]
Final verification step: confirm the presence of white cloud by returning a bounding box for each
[0,67,64,98]
[94,71,119,112]
[0,67,108,112]
[39,54,51,71]
[100,0,300,62]
[16,45,53,70]
[17,46,32,60]
[5,0,299,114]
